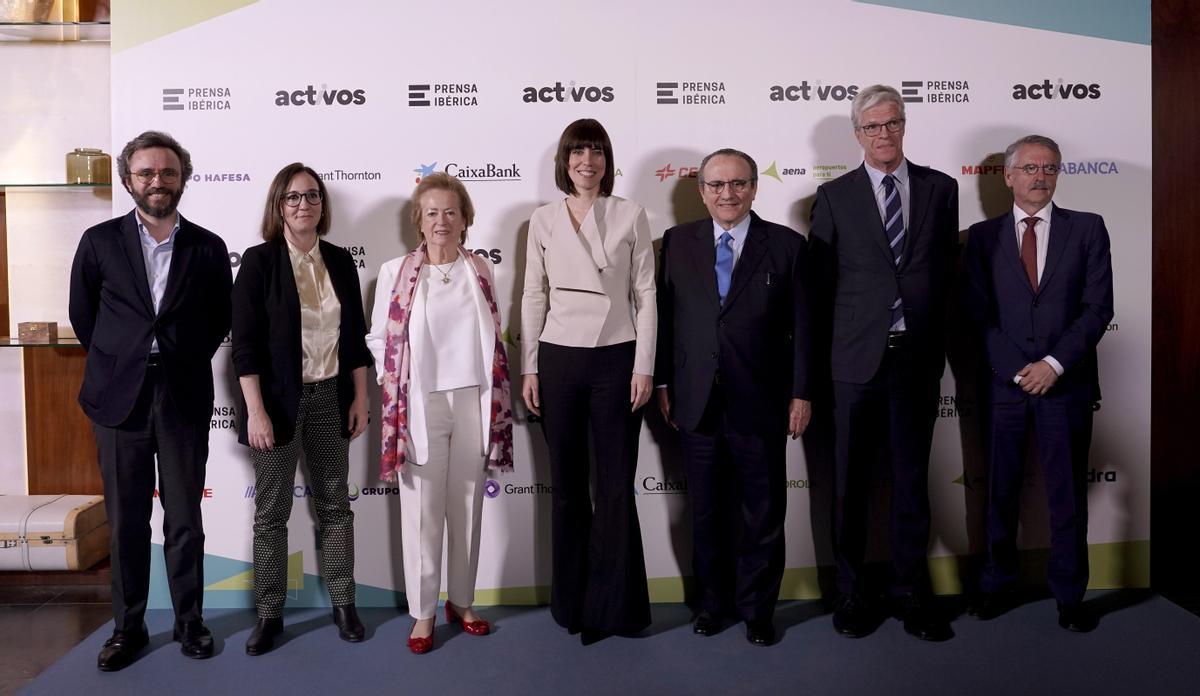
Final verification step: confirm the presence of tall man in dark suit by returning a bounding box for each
[656,148,811,646]
[964,135,1113,632]
[69,131,232,671]
[809,85,959,641]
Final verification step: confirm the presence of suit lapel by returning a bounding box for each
[119,211,156,315]
[851,165,893,266]
[721,212,768,313]
[1039,204,1072,294]
[158,216,194,315]
[904,163,933,269]
[686,221,721,308]
[996,212,1034,296]
[549,200,606,293]
[278,239,302,337]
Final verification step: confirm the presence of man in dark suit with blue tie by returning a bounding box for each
[69,131,232,670]
[964,135,1113,632]
[656,148,811,646]
[809,85,959,641]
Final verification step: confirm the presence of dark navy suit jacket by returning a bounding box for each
[68,211,232,427]
[655,211,810,434]
[963,204,1114,404]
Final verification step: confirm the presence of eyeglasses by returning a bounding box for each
[283,191,323,207]
[132,168,181,184]
[1013,163,1060,176]
[702,179,752,194]
[857,119,905,136]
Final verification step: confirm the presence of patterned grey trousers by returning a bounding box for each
[250,378,355,617]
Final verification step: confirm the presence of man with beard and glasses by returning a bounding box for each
[69,131,232,671]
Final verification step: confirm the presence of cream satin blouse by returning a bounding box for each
[287,238,341,383]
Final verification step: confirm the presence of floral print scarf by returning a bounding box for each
[379,243,514,481]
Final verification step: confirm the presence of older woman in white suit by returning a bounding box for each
[368,173,513,655]
[521,118,656,644]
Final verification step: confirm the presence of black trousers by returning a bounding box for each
[981,395,1092,604]
[678,383,787,623]
[538,341,651,635]
[93,362,209,632]
[832,342,939,597]
[249,378,355,617]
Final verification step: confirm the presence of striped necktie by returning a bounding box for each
[882,174,905,330]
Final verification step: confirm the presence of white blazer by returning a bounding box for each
[521,195,656,375]
[367,254,496,465]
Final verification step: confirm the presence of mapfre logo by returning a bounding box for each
[1012,79,1101,100]
[522,81,614,103]
[275,84,367,106]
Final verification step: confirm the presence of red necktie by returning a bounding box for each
[1021,216,1039,292]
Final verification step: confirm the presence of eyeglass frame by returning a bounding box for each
[701,179,754,194]
[856,118,906,137]
[1011,163,1061,176]
[131,168,181,184]
[283,190,323,207]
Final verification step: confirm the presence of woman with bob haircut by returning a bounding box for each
[521,118,656,643]
[231,162,372,655]
[368,172,513,654]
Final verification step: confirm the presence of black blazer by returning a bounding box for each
[68,211,232,427]
[230,237,372,445]
[655,211,810,434]
[809,161,959,384]
[963,205,1114,404]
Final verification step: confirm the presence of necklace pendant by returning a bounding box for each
[441,275,451,284]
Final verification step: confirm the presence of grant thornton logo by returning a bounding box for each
[485,480,501,499]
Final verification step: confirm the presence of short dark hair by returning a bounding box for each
[554,118,615,197]
[698,148,759,185]
[260,163,331,241]
[116,130,193,190]
[410,172,475,245]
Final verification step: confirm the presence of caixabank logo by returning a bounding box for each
[656,81,726,105]
[408,82,480,108]
[161,87,233,112]
[522,81,614,104]
[1012,79,1101,100]
[900,79,970,104]
[637,476,687,495]
[275,84,367,106]
[769,80,859,103]
[413,160,521,183]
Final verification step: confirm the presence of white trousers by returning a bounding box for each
[400,386,486,620]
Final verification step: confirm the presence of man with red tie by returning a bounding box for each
[963,134,1114,632]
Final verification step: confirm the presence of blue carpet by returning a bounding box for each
[22,593,1200,695]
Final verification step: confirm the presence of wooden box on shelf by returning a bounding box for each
[17,321,58,344]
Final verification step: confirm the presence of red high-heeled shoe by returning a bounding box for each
[408,620,434,654]
[445,603,491,636]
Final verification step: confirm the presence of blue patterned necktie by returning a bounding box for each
[882,174,905,330]
[715,231,734,304]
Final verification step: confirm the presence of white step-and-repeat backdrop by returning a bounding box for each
[104,0,1149,607]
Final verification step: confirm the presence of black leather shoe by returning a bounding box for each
[173,619,214,659]
[333,605,365,642]
[968,590,1015,621]
[832,593,876,638]
[245,617,283,656]
[745,619,776,646]
[97,627,149,672]
[896,594,953,642]
[1057,602,1098,632]
[580,628,611,646]
[693,611,721,636]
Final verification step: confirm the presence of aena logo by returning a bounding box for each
[523,81,614,103]
[275,85,367,106]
